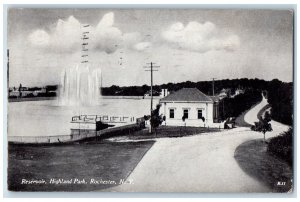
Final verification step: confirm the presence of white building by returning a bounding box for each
[33,88,46,96]
[229,88,245,98]
[9,90,20,97]
[160,89,169,98]
[159,88,221,127]
[218,88,229,100]
[234,88,244,96]
[144,90,159,97]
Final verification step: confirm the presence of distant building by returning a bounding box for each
[8,86,47,97]
[9,90,20,97]
[160,89,169,98]
[218,88,231,100]
[32,88,46,96]
[234,88,244,96]
[228,88,245,98]
[19,87,28,91]
[144,90,160,97]
[159,88,220,127]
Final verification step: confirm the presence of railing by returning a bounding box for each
[71,115,136,124]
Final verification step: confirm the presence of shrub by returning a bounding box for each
[267,128,293,165]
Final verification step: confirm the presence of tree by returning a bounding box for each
[147,104,165,136]
[45,85,58,92]
[142,84,150,93]
[256,111,273,142]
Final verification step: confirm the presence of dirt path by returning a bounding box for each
[106,98,289,192]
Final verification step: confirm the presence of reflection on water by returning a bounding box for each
[8,98,159,137]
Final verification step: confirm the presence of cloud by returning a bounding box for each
[28,12,149,54]
[28,16,82,52]
[161,21,240,53]
[28,29,50,46]
[122,32,152,51]
[133,42,152,51]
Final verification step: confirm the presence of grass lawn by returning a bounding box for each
[8,125,221,191]
[8,140,154,191]
[104,125,222,141]
[234,139,292,193]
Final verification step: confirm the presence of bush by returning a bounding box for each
[267,128,293,165]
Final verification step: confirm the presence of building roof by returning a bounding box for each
[160,88,213,103]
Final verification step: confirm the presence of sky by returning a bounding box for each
[7,8,293,87]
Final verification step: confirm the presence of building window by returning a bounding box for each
[198,109,203,119]
[183,109,189,119]
[169,109,174,119]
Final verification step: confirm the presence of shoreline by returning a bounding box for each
[8,96,161,103]
[8,96,57,102]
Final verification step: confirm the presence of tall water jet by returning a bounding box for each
[59,64,102,106]
[58,23,102,106]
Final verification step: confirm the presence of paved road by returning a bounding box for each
[107,98,289,192]
[244,96,289,137]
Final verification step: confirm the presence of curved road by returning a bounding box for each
[107,97,289,192]
[244,96,289,136]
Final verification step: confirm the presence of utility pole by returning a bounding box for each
[144,62,160,133]
[211,78,217,96]
[7,49,9,92]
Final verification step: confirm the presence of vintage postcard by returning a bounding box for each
[6,7,294,193]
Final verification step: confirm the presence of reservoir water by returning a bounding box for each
[8,98,159,137]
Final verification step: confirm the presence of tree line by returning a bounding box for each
[11,78,293,126]
[266,79,293,125]
[102,78,293,126]
[101,78,271,96]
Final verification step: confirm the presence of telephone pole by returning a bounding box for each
[211,78,217,96]
[144,62,160,133]
[7,49,9,91]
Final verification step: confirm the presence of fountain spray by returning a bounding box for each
[59,24,102,106]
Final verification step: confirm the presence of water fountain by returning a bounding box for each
[58,23,102,106]
[8,21,155,140]
[59,64,102,106]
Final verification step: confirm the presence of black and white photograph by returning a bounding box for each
[5,6,294,193]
